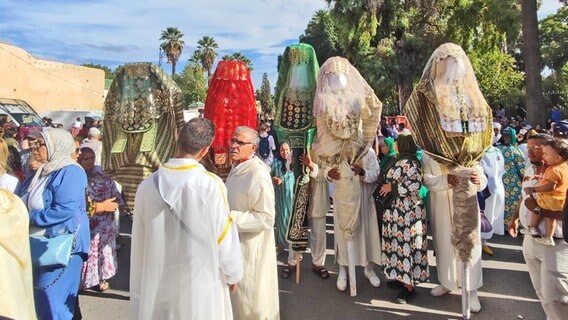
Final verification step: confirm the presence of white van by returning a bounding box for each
[0,98,45,128]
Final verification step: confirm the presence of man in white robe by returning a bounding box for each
[225,126,280,320]
[421,152,486,312]
[480,146,505,255]
[295,151,331,278]
[131,118,243,320]
[326,148,382,291]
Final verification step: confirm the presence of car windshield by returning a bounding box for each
[10,113,44,127]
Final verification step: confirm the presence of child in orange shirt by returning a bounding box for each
[525,137,568,246]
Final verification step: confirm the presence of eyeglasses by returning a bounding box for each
[230,138,254,147]
[30,141,46,150]
[528,145,544,151]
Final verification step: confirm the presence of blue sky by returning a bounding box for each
[0,0,563,92]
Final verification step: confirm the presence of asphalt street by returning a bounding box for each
[80,212,546,320]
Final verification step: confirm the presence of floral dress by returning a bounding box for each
[496,144,525,226]
[381,158,429,285]
[80,171,123,289]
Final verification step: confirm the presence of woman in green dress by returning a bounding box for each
[271,141,295,254]
[496,127,525,226]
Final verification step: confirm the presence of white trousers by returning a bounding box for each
[523,235,568,320]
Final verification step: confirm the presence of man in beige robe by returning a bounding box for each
[226,126,280,320]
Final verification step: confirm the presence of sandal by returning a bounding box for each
[312,266,330,279]
[99,281,110,292]
[280,265,296,279]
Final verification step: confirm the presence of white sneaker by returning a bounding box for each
[535,237,555,246]
[336,275,347,291]
[364,268,381,288]
[469,291,481,313]
[430,285,451,297]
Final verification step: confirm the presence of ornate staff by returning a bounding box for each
[404,43,492,319]
[274,44,319,283]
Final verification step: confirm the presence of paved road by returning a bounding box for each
[80,213,545,320]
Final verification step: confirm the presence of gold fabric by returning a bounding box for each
[102,63,185,209]
[404,43,492,264]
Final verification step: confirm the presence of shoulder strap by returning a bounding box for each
[152,173,190,233]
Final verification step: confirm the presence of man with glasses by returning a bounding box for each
[225,126,279,320]
[508,130,568,319]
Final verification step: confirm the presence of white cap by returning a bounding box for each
[492,122,501,129]
[89,127,101,136]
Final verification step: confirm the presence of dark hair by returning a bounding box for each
[380,127,391,138]
[178,118,215,155]
[7,146,21,174]
[543,137,568,161]
[527,132,550,141]
[398,122,406,130]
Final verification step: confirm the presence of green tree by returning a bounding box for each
[222,52,254,70]
[299,10,341,66]
[196,36,219,77]
[174,63,207,107]
[521,0,546,126]
[469,49,524,107]
[81,63,114,78]
[539,6,568,74]
[159,27,185,76]
[259,73,273,117]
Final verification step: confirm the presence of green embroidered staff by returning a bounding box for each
[404,43,492,319]
[274,44,319,283]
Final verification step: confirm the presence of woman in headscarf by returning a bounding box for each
[379,134,428,304]
[18,128,90,320]
[374,137,398,232]
[496,127,525,227]
[0,188,36,319]
[78,147,123,292]
[270,142,296,277]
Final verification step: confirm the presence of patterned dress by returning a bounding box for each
[270,158,295,248]
[80,171,123,289]
[381,158,429,286]
[496,144,525,226]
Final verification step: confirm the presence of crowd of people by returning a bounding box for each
[0,116,123,319]
[2,105,568,320]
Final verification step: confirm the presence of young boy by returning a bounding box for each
[524,137,568,246]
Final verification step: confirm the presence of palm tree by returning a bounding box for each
[160,27,185,76]
[195,36,219,77]
[189,50,202,66]
[222,52,254,71]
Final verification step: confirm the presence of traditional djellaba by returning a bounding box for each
[202,60,257,180]
[312,57,382,296]
[273,43,319,281]
[404,43,493,319]
[102,63,185,210]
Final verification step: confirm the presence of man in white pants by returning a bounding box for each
[508,131,568,320]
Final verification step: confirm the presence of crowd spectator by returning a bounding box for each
[18,128,90,319]
[496,127,525,227]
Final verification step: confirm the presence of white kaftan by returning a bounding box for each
[480,147,505,237]
[225,156,280,320]
[131,159,242,320]
[421,153,485,291]
[327,149,382,266]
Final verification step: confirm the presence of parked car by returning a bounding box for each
[0,98,45,129]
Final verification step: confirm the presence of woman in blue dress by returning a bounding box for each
[19,128,90,319]
[271,141,295,256]
[496,127,525,227]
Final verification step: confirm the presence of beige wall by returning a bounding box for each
[0,43,105,113]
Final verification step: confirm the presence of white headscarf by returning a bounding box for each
[40,128,79,176]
